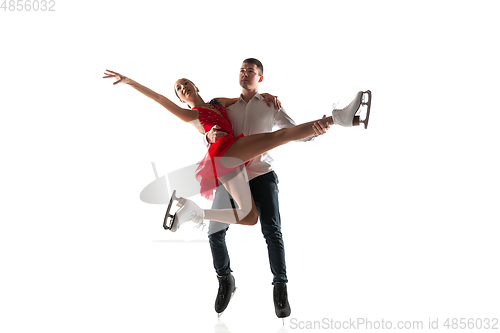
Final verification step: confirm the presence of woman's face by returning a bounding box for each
[174,78,198,103]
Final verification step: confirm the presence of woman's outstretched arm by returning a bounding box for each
[103,70,197,122]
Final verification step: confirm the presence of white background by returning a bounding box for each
[1,1,499,332]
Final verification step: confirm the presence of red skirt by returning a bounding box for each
[195,133,247,200]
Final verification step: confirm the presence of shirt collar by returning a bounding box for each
[239,92,263,102]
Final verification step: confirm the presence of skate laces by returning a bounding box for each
[193,219,206,231]
[179,200,205,231]
[217,276,231,301]
[332,100,341,111]
[274,284,287,306]
[191,205,206,231]
[185,211,205,231]
[217,283,225,300]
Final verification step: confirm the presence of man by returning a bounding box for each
[205,58,329,319]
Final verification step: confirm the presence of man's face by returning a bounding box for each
[239,63,263,89]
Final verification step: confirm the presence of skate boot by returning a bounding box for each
[273,282,291,320]
[167,197,205,232]
[332,90,372,128]
[215,273,236,317]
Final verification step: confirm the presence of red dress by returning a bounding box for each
[194,99,246,200]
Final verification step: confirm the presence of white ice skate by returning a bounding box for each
[332,90,372,129]
[163,190,205,232]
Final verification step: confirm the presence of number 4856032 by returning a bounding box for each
[1,0,56,11]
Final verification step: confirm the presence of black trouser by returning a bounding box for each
[208,171,287,284]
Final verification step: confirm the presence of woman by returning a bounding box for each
[103,69,371,231]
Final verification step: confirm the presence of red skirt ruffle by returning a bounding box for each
[195,133,247,200]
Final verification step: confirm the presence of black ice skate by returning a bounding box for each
[273,282,291,323]
[215,273,236,318]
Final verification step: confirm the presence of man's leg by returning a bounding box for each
[249,171,287,283]
[208,184,234,275]
[249,171,291,318]
[208,184,236,315]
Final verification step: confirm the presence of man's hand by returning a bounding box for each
[312,115,331,136]
[207,125,228,144]
[261,93,282,110]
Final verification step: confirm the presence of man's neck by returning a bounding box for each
[241,87,259,103]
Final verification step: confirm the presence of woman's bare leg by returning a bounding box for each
[203,168,258,226]
[175,117,335,227]
[200,115,338,224]
[222,116,334,168]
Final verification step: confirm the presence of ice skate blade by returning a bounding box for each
[163,190,181,230]
[359,90,372,129]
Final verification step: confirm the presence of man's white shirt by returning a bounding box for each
[205,93,314,181]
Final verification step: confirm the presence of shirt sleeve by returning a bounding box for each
[274,107,316,142]
[202,133,210,147]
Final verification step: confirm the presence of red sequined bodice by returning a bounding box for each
[194,99,234,135]
[193,99,246,200]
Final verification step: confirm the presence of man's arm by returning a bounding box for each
[218,95,281,109]
[204,125,228,145]
[216,98,239,108]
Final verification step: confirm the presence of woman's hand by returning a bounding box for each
[261,93,282,110]
[103,69,129,85]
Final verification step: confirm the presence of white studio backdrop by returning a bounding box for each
[1,1,499,332]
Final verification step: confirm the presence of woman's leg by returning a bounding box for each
[203,168,258,226]
[222,116,334,168]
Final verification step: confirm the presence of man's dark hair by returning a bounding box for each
[243,58,264,76]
